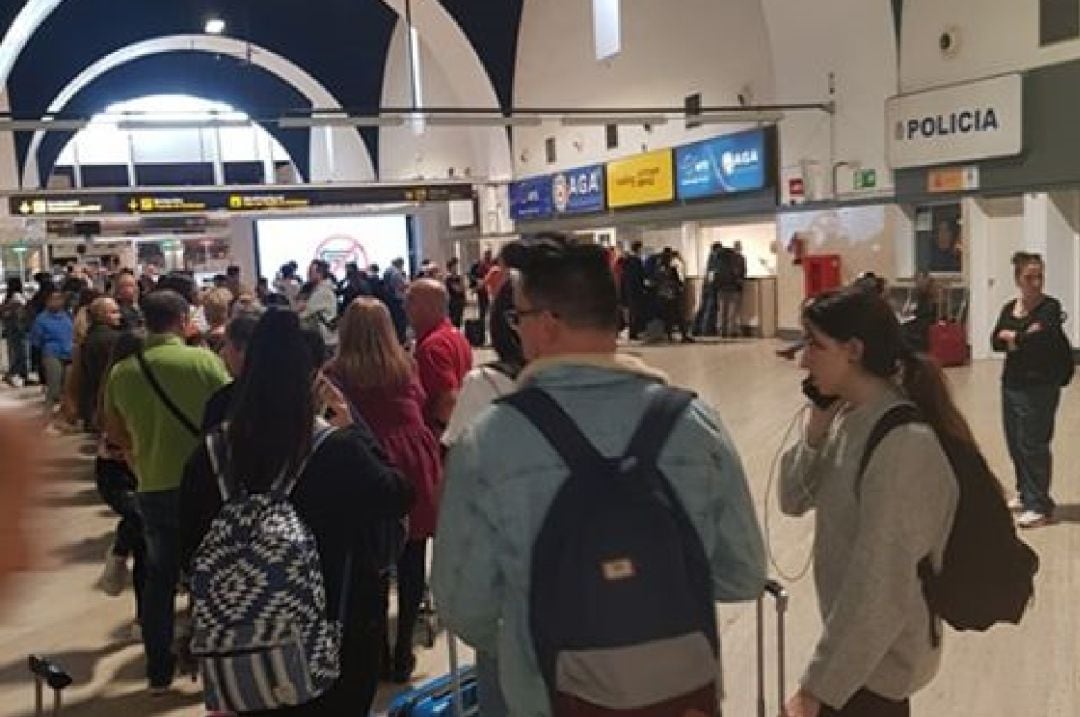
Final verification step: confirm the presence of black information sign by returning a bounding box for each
[7,183,475,217]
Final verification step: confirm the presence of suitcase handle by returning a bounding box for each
[29,655,71,717]
[756,580,788,717]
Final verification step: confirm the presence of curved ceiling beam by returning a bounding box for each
[0,0,61,90]
[379,0,511,177]
[20,34,375,187]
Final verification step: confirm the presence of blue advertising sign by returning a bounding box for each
[551,164,606,214]
[509,176,553,221]
[675,129,768,200]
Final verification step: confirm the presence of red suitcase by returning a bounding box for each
[929,321,968,367]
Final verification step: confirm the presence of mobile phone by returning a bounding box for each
[802,377,838,410]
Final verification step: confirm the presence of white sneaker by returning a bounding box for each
[99,550,129,597]
[1016,511,1052,529]
[9,375,23,388]
[1007,497,1023,513]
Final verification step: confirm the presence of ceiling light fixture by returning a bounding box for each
[426,114,543,127]
[0,118,89,132]
[205,17,226,35]
[117,118,251,131]
[278,115,406,128]
[560,114,669,127]
[694,111,784,124]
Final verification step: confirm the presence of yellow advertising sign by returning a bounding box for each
[606,150,675,208]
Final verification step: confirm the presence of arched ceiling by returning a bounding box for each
[0,0,524,179]
[33,51,311,185]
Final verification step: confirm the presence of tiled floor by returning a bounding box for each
[0,339,1076,716]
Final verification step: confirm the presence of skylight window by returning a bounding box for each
[593,0,621,61]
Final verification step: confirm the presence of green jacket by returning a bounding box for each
[105,334,230,493]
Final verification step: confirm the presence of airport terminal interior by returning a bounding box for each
[0,0,1078,715]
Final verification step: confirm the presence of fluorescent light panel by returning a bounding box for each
[278,115,405,128]
[205,18,226,35]
[0,119,88,131]
[117,118,251,131]
[560,115,668,127]
[694,111,784,124]
[426,114,542,127]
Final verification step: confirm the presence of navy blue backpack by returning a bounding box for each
[501,385,718,717]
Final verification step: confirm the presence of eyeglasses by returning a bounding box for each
[504,307,550,328]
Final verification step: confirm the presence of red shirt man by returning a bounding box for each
[408,279,473,430]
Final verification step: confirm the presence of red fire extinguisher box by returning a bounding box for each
[803,254,843,298]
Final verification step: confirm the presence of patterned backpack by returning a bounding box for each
[190,425,345,713]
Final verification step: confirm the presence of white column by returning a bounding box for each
[965,197,993,360]
[1040,192,1080,345]
[678,221,701,276]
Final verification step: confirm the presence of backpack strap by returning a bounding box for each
[278,425,338,496]
[623,385,696,468]
[855,403,922,497]
[499,388,608,475]
[206,427,233,501]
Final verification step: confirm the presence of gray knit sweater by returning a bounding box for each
[780,388,958,709]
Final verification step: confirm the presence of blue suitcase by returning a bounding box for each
[387,665,479,717]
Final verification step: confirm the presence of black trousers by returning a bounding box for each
[449,299,466,328]
[385,539,428,661]
[95,457,146,618]
[821,689,910,717]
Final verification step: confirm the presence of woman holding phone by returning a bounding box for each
[779,287,963,717]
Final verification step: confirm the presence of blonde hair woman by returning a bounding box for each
[326,298,442,683]
[202,287,233,353]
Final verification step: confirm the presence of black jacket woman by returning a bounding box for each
[179,310,414,715]
[991,252,1067,529]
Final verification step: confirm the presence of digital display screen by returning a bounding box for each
[255,215,410,282]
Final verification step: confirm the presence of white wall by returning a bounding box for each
[512,0,775,176]
[379,20,510,181]
[901,0,1080,93]
[1046,192,1080,346]
[966,196,1023,360]
[774,205,908,331]
[761,0,898,202]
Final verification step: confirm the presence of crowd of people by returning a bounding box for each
[0,236,1064,717]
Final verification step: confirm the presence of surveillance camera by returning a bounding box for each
[939,26,960,57]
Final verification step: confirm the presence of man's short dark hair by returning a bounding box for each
[226,315,259,354]
[310,260,330,279]
[519,237,618,332]
[142,290,190,334]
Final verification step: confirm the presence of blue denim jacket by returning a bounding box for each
[431,354,766,717]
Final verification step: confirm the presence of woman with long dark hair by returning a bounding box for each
[992,252,1067,528]
[180,309,413,715]
[778,288,963,717]
[325,297,442,683]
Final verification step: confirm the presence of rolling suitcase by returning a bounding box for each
[28,655,72,716]
[928,321,968,367]
[464,320,486,348]
[387,635,479,717]
[753,580,789,717]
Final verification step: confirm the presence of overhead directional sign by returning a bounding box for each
[7,183,475,217]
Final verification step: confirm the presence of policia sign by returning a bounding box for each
[886,74,1022,170]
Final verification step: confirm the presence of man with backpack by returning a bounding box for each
[432,239,766,717]
[103,290,230,692]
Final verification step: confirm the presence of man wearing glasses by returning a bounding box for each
[433,238,765,716]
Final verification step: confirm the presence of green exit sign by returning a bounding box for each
[854,168,877,190]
